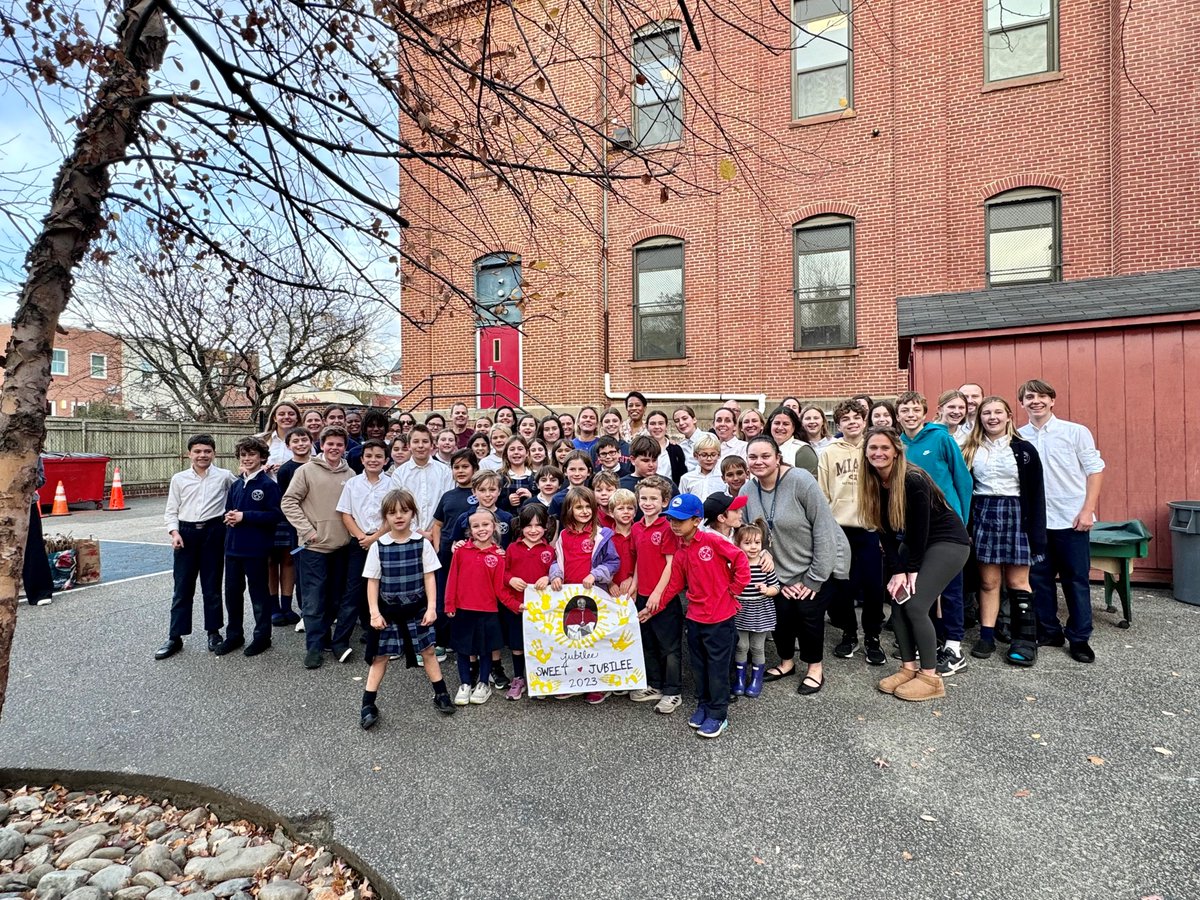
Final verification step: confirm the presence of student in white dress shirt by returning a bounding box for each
[390,425,454,543]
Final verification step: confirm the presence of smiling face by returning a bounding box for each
[578,408,598,435]
[451,457,475,485]
[722,464,747,494]
[558,414,575,439]
[408,430,432,463]
[769,414,794,445]
[238,448,264,472]
[713,409,736,442]
[565,459,590,486]
[521,518,546,544]
[672,408,696,437]
[870,406,894,428]
[746,440,780,482]
[1021,390,1054,421]
[838,409,866,441]
[518,417,538,440]
[960,384,984,417]
[274,405,298,430]
[980,399,1011,437]
[470,436,490,460]
[695,446,719,473]
[541,419,561,443]
[451,403,469,429]
[468,510,495,544]
[528,441,547,466]
[324,408,346,427]
[737,531,762,558]
[896,401,925,433]
[321,435,346,465]
[505,439,528,468]
[345,412,362,436]
[596,444,621,470]
[864,432,898,476]
[287,432,312,459]
[496,408,515,427]
[361,445,387,474]
[939,397,967,427]
[436,431,457,457]
[625,395,645,422]
[304,411,324,435]
[638,485,667,518]
[474,481,501,509]
[646,413,668,440]
[800,408,825,440]
[601,411,622,437]
[740,412,764,439]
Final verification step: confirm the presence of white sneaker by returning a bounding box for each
[654,694,682,715]
[294,619,306,633]
[453,684,472,706]
[630,687,664,703]
[470,682,492,705]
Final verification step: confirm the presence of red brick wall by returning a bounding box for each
[0,325,124,415]
[401,0,1198,409]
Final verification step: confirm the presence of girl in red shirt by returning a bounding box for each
[445,509,507,707]
[502,504,554,700]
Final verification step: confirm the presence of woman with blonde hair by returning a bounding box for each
[858,428,969,702]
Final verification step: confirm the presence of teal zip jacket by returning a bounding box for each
[900,422,972,523]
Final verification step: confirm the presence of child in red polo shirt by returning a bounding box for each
[662,492,751,740]
[445,508,507,707]
[502,504,554,700]
[629,475,682,715]
[608,488,637,597]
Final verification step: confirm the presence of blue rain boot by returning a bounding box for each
[731,662,747,696]
[745,664,765,698]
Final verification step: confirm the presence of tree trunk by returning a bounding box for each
[0,0,166,719]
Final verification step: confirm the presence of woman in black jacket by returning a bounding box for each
[858,428,970,702]
[961,396,1048,666]
[645,409,688,486]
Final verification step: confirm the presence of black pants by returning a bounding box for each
[892,542,971,669]
[336,542,370,651]
[686,615,737,721]
[22,502,54,603]
[829,526,886,640]
[636,594,683,695]
[773,579,837,665]
[297,544,351,652]
[169,519,225,638]
[224,555,273,643]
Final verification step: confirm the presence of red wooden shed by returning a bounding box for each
[897,268,1200,584]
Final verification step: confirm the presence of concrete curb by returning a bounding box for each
[0,767,401,900]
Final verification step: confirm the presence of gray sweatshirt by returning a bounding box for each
[740,468,850,591]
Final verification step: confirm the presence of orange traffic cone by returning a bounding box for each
[49,480,69,516]
[107,466,128,511]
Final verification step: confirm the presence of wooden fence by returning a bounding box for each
[44,419,262,494]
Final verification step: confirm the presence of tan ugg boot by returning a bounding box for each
[877,668,918,695]
[894,671,945,702]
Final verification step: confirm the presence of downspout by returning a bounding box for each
[603,374,767,413]
[600,0,610,387]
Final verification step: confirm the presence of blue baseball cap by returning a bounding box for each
[664,493,704,520]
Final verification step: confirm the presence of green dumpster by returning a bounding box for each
[1089,520,1152,628]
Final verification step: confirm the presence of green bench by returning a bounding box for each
[1089,520,1152,629]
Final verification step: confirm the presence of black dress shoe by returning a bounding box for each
[360,704,380,730]
[796,674,825,696]
[1038,633,1066,648]
[243,637,271,657]
[154,638,183,660]
[304,648,324,669]
[1069,641,1096,663]
[214,635,244,656]
[207,632,223,652]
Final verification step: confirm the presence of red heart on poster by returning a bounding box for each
[577,667,583,672]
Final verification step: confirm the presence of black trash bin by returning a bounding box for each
[1168,501,1200,606]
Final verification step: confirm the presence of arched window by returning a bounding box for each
[632,23,683,147]
[633,237,685,360]
[473,252,522,324]
[985,188,1061,285]
[793,215,854,350]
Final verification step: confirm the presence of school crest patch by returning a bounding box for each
[251,489,264,501]
[698,546,714,562]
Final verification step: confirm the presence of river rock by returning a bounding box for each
[184,845,283,884]
[270,829,293,852]
[178,809,209,830]
[130,808,163,827]
[309,851,333,872]
[287,860,307,882]
[211,879,254,898]
[130,873,163,891]
[89,866,132,893]
[212,837,248,856]
[0,875,28,892]
[70,860,112,875]
[61,886,108,900]
[21,844,53,869]
[113,888,149,900]
[190,891,216,900]
[145,887,183,900]
[0,803,10,823]
[27,835,52,849]
[57,835,108,868]
[144,823,168,841]
[129,845,169,876]
[0,827,25,861]
[91,849,127,861]
[34,869,90,900]
[35,821,79,837]
[11,796,43,814]
[258,881,308,900]
[207,830,232,845]
[29,864,56,886]
[113,806,141,825]
[62,826,118,848]
[185,839,207,859]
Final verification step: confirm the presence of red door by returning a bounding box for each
[478,326,521,408]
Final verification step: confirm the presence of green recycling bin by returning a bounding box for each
[1168,502,1200,606]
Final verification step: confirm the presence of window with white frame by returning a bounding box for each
[90,353,108,379]
[632,24,683,147]
[985,0,1057,82]
[792,0,851,119]
[51,349,68,376]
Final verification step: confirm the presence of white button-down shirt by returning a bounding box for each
[971,435,1020,497]
[677,432,700,472]
[390,458,453,532]
[335,472,394,534]
[1018,415,1105,530]
[164,465,235,532]
[265,432,291,467]
[718,437,748,463]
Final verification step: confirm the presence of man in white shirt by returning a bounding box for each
[713,407,747,462]
[391,424,453,543]
[957,382,984,444]
[157,434,236,660]
[1018,379,1105,664]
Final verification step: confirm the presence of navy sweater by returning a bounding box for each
[225,470,282,557]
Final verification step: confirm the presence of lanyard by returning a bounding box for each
[755,468,788,534]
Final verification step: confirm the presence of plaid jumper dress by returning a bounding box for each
[367,538,436,663]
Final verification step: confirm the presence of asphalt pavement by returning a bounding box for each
[1,511,1197,899]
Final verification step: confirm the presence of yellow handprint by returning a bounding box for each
[529,638,554,664]
[527,675,559,695]
[609,629,635,652]
[600,673,624,687]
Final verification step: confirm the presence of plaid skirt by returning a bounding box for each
[374,619,436,658]
[273,520,297,549]
[972,495,1032,566]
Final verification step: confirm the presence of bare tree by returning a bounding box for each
[77,235,389,422]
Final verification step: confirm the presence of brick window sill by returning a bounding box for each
[789,109,856,129]
[981,71,1063,94]
[630,358,689,369]
[789,347,861,360]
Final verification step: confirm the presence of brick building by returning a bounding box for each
[400,0,1198,413]
[0,324,124,416]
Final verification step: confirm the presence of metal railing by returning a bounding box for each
[384,369,560,417]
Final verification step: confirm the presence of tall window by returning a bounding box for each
[985,0,1057,82]
[792,0,851,119]
[633,238,684,360]
[632,25,683,147]
[90,353,107,379]
[793,216,854,350]
[51,349,68,376]
[474,252,523,325]
[986,189,1061,285]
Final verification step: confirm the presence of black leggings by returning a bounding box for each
[891,542,970,670]
[772,580,835,666]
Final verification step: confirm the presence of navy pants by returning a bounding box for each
[829,526,886,640]
[297,544,350,652]
[169,519,225,638]
[1031,528,1093,643]
[336,542,370,652]
[224,555,272,643]
[636,595,683,696]
[687,615,737,722]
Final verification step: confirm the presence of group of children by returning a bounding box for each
[157,378,1103,739]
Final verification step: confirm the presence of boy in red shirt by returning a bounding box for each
[608,488,637,598]
[662,493,751,739]
[630,475,682,715]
